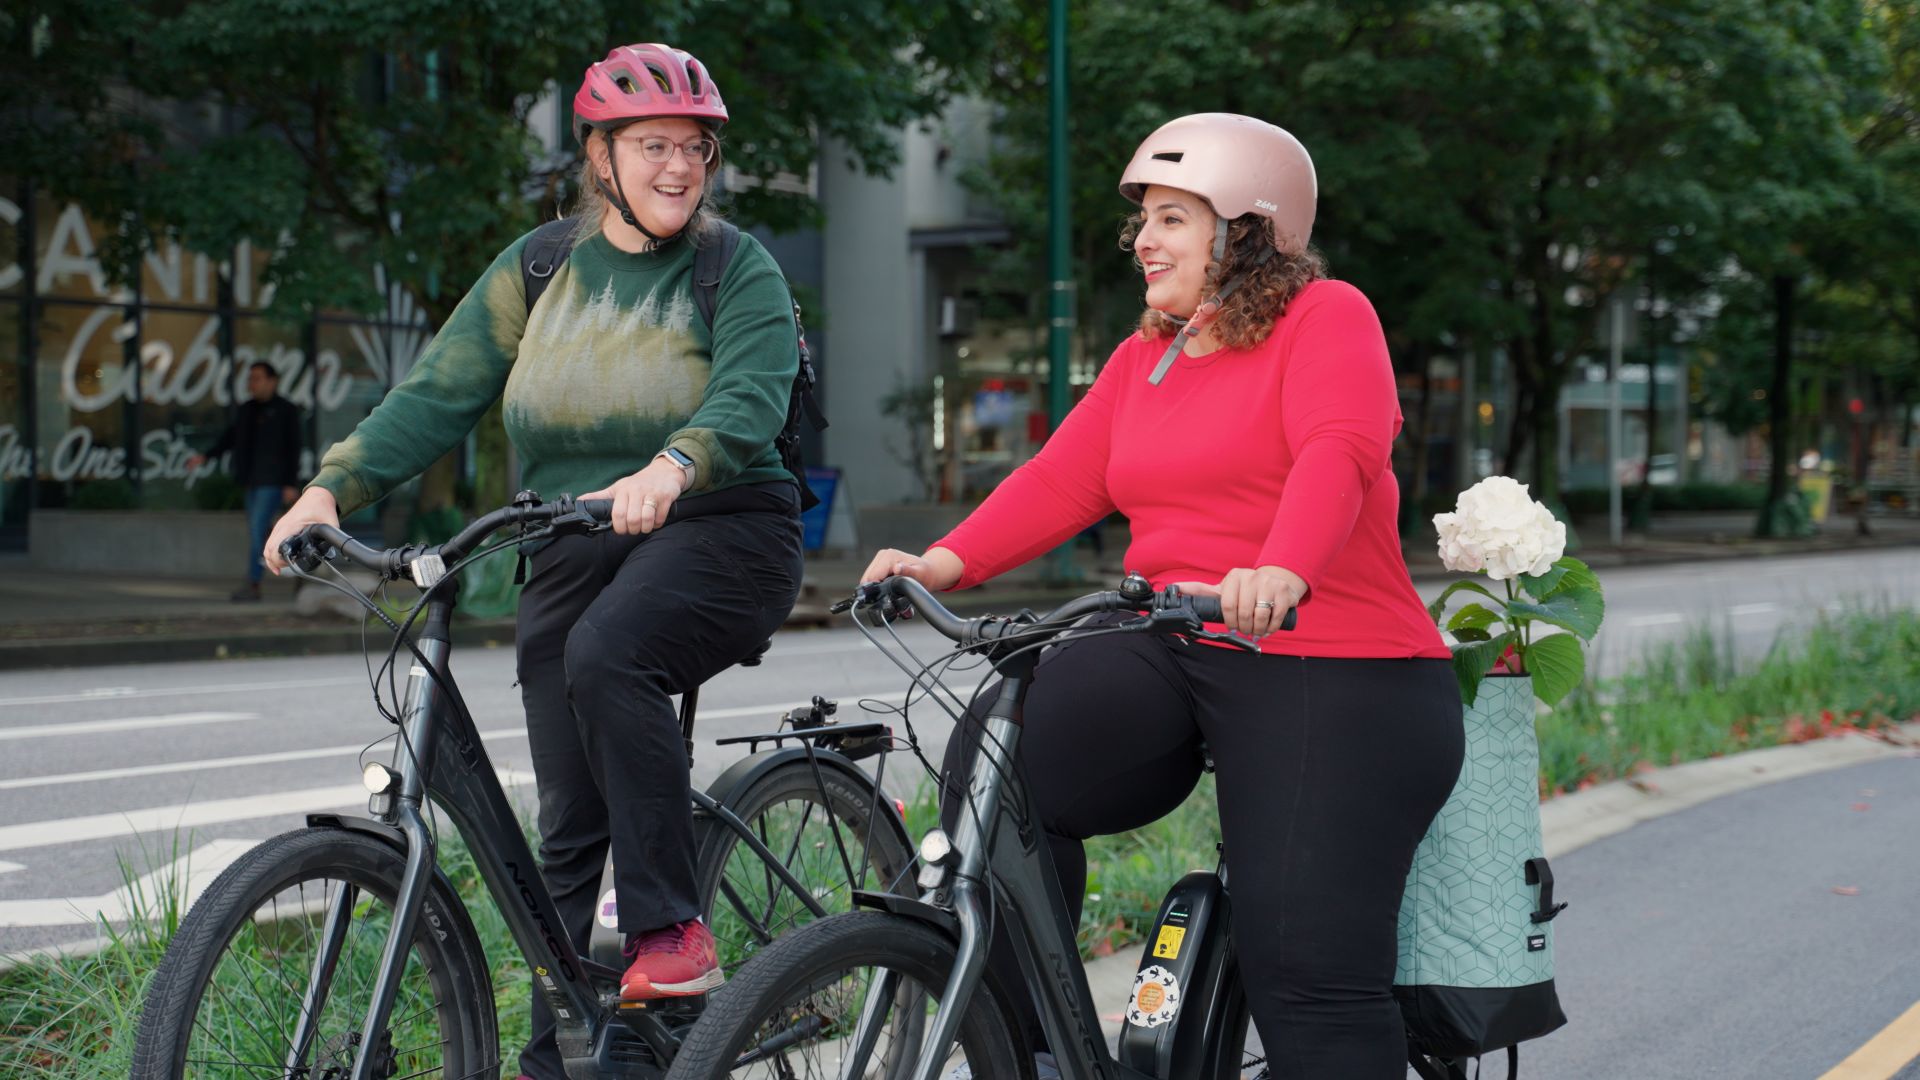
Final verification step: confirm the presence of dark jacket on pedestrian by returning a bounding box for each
[206,396,304,488]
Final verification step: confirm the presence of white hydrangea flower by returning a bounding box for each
[1432,476,1568,581]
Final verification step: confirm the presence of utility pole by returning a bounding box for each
[1046,0,1073,428]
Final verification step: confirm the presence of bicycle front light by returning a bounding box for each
[362,762,398,795]
[917,829,957,891]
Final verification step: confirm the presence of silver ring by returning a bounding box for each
[642,497,658,507]
[1254,600,1276,610]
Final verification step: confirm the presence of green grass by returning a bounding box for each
[0,822,533,1080]
[1536,605,1920,795]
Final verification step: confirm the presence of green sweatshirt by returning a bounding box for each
[311,224,800,517]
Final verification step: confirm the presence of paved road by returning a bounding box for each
[2,547,1917,1072]
[1511,753,1920,1080]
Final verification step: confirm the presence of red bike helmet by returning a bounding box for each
[573,44,728,242]
[574,43,729,141]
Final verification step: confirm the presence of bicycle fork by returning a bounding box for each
[333,635,448,1080]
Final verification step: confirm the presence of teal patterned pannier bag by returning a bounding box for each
[1395,675,1568,1071]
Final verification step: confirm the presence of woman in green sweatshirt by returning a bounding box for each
[262,44,803,1080]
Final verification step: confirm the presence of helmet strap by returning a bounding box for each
[1146,246,1276,386]
[601,129,668,246]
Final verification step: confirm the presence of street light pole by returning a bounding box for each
[1609,297,1625,547]
[1047,0,1074,429]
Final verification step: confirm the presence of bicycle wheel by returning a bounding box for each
[665,911,1029,1080]
[131,826,496,1080]
[694,759,914,972]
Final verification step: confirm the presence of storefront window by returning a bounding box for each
[36,300,136,508]
[0,300,25,535]
[0,187,435,549]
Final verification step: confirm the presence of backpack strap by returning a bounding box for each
[689,220,827,512]
[692,220,742,329]
[521,219,575,315]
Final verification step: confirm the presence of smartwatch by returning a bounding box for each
[657,447,697,487]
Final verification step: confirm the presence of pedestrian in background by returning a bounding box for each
[189,361,304,602]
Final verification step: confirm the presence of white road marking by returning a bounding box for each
[0,677,362,709]
[0,768,535,854]
[1629,613,1686,627]
[0,690,906,794]
[1729,602,1779,616]
[0,728,526,791]
[0,712,256,741]
[0,861,23,876]
[0,839,257,928]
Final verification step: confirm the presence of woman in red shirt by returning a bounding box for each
[862,113,1464,1077]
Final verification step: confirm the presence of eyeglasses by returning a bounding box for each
[613,135,718,165]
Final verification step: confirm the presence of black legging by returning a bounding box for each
[940,615,1464,1078]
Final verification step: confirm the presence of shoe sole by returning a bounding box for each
[620,967,725,1000]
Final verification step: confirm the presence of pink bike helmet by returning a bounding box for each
[574,43,728,141]
[1119,113,1317,255]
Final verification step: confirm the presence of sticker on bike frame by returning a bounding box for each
[598,889,619,929]
[1153,924,1186,960]
[1127,965,1181,1028]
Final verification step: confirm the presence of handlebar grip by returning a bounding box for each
[576,499,613,523]
[1188,594,1298,632]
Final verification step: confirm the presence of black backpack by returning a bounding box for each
[519,218,826,511]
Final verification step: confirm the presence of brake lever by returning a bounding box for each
[1119,605,1262,652]
[830,582,886,616]
[1184,628,1262,652]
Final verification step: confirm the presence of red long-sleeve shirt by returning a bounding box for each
[935,279,1449,659]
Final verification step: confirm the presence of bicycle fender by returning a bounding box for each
[304,812,469,916]
[699,745,912,857]
[850,888,961,938]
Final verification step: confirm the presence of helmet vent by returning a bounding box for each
[687,64,704,96]
[644,64,672,93]
[1151,151,1184,163]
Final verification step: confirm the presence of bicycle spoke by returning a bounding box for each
[717,875,777,945]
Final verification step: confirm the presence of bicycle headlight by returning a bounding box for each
[362,762,398,795]
[919,829,955,867]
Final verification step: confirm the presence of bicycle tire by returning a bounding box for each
[665,911,1030,1080]
[131,826,497,1080]
[693,758,914,973]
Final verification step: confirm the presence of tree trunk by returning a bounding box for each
[1403,341,1435,537]
[1757,274,1802,538]
[1503,335,1534,481]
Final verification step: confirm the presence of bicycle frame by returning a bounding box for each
[900,649,1176,1080]
[311,581,843,1080]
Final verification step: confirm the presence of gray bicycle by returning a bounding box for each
[665,573,1322,1080]
[129,493,914,1080]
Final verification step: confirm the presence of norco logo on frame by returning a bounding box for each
[508,860,578,981]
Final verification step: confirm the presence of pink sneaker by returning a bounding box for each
[619,918,724,1000]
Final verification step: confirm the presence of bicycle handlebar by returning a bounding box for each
[280,494,614,582]
[841,572,1295,649]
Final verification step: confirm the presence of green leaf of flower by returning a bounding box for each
[1447,603,1502,633]
[1427,579,1504,624]
[1505,589,1606,641]
[1521,557,1600,601]
[1451,627,1493,643]
[1451,630,1516,708]
[1525,633,1587,707]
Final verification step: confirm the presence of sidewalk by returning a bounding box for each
[1,510,1916,669]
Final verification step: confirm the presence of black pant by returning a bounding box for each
[940,619,1464,1079]
[514,483,802,1079]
